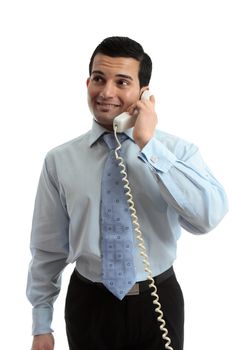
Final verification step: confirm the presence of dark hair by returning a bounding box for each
[89,36,152,88]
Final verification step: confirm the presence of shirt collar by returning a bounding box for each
[88,120,135,147]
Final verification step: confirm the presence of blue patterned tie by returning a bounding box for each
[100,133,136,300]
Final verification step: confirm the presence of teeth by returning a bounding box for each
[97,102,120,107]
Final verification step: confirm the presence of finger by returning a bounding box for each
[127,104,137,115]
[150,95,155,105]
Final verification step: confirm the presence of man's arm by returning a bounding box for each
[132,93,228,233]
[139,138,228,233]
[27,156,69,336]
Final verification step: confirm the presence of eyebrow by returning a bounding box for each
[91,70,133,81]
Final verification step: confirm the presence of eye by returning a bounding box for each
[91,75,105,84]
[117,79,130,87]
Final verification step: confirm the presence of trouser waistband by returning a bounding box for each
[75,266,174,295]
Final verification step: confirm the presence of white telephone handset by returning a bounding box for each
[113,90,152,132]
[113,90,173,349]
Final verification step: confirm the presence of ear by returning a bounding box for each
[86,78,90,87]
[139,86,149,99]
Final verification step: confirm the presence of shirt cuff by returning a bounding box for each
[138,138,177,173]
[32,307,54,335]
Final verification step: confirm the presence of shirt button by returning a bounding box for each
[150,155,158,163]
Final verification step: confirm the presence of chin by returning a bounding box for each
[95,114,116,124]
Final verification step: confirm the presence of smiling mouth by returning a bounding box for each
[97,102,120,108]
[96,103,121,115]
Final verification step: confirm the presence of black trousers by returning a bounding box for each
[65,269,184,350]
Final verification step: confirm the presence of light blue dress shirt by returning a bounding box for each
[26,120,228,335]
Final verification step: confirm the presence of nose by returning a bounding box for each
[99,82,116,99]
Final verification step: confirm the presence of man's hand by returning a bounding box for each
[129,94,157,150]
[31,333,54,350]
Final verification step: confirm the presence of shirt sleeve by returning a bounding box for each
[138,137,228,234]
[26,156,69,335]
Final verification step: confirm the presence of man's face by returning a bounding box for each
[87,54,144,130]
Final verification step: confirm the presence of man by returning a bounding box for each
[27,36,228,350]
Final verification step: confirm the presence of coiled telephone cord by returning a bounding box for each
[113,128,173,350]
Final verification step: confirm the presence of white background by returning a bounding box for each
[0,0,232,349]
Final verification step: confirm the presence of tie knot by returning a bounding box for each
[103,133,127,150]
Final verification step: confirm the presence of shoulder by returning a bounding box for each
[44,130,91,165]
